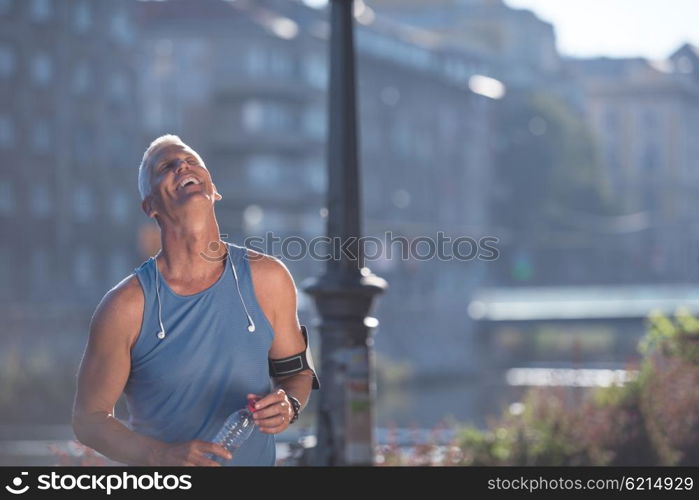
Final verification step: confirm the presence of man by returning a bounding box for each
[72,135,319,466]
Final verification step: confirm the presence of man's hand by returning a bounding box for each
[247,390,293,434]
[148,440,232,466]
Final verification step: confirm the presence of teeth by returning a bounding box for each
[179,177,200,189]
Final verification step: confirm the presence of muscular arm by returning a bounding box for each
[72,276,230,466]
[71,276,165,466]
[248,254,315,428]
[267,265,314,412]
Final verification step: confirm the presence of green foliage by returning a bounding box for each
[378,311,699,466]
[494,90,610,235]
[641,307,699,362]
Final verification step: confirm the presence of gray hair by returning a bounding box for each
[138,134,186,200]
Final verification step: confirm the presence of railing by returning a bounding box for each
[0,426,457,466]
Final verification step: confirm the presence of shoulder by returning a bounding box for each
[104,273,144,310]
[244,248,296,289]
[90,273,144,350]
[243,248,297,323]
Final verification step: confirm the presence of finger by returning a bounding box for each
[259,419,287,434]
[256,413,286,430]
[203,443,233,461]
[252,395,277,411]
[253,400,287,420]
[254,389,287,410]
[253,413,281,426]
[274,388,287,401]
[246,394,262,409]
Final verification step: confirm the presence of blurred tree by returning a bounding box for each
[492,90,609,284]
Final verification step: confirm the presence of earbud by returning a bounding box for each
[228,244,256,334]
[153,245,257,340]
[154,257,167,340]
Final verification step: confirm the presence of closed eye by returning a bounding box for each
[157,156,200,173]
[158,160,174,173]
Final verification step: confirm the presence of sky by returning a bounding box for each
[303,1,699,60]
[504,0,699,59]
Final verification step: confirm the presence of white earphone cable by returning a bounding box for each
[154,245,256,340]
[229,245,256,333]
[154,256,166,340]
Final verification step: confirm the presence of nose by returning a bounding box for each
[174,158,190,174]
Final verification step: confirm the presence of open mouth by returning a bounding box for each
[177,176,201,190]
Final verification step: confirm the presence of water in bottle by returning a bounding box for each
[209,400,257,464]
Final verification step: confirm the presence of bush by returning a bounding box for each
[453,310,698,466]
[378,310,698,466]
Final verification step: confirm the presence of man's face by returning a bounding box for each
[142,143,221,220]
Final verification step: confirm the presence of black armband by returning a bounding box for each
[268,325,320,390]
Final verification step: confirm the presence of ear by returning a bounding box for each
[141,196,157,218]
[212,183,223,201]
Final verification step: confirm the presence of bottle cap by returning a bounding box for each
[247,400,257,413]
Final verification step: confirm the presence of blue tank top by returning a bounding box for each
[124,242,276,466]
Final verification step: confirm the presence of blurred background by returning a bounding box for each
[1,0,698,465]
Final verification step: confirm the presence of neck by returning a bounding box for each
[155,210,228,280]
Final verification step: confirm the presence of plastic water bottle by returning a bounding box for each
[208,400,257,463]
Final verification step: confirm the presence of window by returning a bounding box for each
[73,184,94,222]
[73,0,91,33]
[303,53,327,89]
[74,247,94,288]
[306,159,325,192]
[244,46,292,77]
[72,61,91,94]
[245,155,282,187]
[110,10,132,45]
[0,180,15,214]
[31,248,49,297]
[31,52,52,86]
[109,250,128,285]
[109,73,128,102]
[110,190,130,223]
[73,127,93,164]
[244,46,265,77]
[30,120,51,152]
[30,183,51,217]
[241,100,292,133]
[268,50,292,77]
[0,244,10,299]
[0,115,15,148]
[263,210,286,233]
[242,100,263,132]
[0,0,13,15]
[30,0,51,22]
[676,55,693,74]
[0,44,16,78]
[303,105,325,140]
[243,204,264,232]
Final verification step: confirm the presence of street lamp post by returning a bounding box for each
[302,0,387,466]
